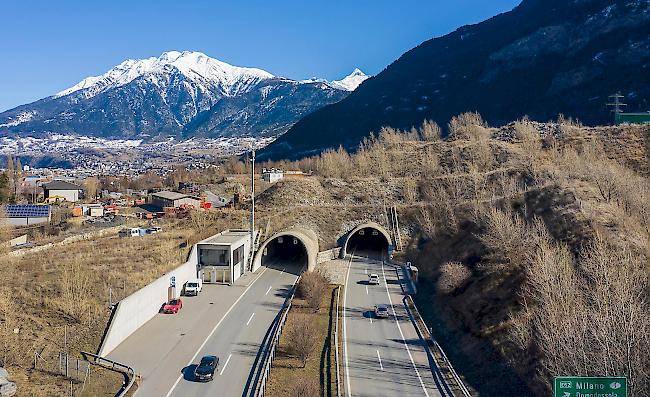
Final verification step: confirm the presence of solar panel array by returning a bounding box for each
[5,204,50,218]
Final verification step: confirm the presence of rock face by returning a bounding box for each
[261,0,650,159]
[0,51,351,140]
[0,367,16,397]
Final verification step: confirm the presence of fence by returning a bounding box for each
[404,295,472,397]
[251,275,301,397]
[33,350,92,394]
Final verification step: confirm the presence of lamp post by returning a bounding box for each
[250,144,255,257]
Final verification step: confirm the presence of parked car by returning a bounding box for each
[374,304,389,319]
[163,298,183,314]
[194,355,219,382]
[368,274,380,285]
[184,279,203,296]
[146,226,162,234]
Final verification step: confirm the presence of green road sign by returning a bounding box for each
[554,376,627,397]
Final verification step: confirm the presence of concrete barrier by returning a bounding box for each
[97,246,198,357]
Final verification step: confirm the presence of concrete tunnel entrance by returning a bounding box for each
[262,235,308,275]
[253,228,319,274]
[343,222,392,258]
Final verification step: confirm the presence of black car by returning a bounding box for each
[194,355,219,382]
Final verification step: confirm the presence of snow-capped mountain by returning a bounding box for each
[300,68,370,91]
[0,51,354,140]
[328,69,369,91]
[55,51,273,99]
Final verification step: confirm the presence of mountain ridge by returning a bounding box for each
[0,51,368,140]
[260,0,650,160]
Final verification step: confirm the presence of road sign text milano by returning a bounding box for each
[554,376,627,397]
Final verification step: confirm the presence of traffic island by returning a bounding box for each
[264,281,339,397]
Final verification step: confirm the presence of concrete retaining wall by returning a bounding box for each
[317,247,341,264]
[9,226,122,258]
[98,246,199,357]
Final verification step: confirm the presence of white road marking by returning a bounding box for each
[381,261,430,397]
[246,312,255,326]
[265,285,272,295]
[365,286,368,295]
[377,350,384,371]
[370,316,373,324]
[343,252,354,397]
[364,268,367,275]
[163,267,269,397]
[219,353,232,375]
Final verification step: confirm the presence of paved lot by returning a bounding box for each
[342,251,445,397]
[107,262,299,397]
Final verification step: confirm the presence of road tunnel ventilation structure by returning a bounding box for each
[343,222,392,257]
[253,228,319,274]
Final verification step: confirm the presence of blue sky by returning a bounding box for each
[0,0,520,112]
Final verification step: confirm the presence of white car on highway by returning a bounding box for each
[368,273,380,285]
[184,279,203,296]
[374,304,389,318]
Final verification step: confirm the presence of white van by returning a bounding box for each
[184,279,203,296]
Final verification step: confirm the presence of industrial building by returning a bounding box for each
[43,180,81,203]
[149,191,200,209]
[196,230,254,285]
[262,168,284,183]
[615,112,650,125]
[2,204,51,226]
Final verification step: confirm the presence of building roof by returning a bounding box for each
[202,230,251,246]
[4,204,50,218]
[43,180,81,190]
[151,191,189,201]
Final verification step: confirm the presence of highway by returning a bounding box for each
[107,261,300,397]
[342,251,446,397]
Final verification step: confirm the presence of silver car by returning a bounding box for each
[374,304,389,319]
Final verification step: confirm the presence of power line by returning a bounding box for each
[606,93,627,114]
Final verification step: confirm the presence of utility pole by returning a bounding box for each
[607,93,627,123]
[250,144,255,251]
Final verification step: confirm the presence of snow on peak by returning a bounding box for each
[54,51,275,99]
[328,68,370,91]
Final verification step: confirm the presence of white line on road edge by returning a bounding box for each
[377,350,384,371]
[220,353,233,375]
[246,313,255,326]
[265,285,272,295]
[382,261,430,397]
[343,252,355,397]
[163,267,269,397]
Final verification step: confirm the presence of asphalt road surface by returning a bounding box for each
[342,250,446,397]
[107,261,299,397]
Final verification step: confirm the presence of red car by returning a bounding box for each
[163,298,183,314]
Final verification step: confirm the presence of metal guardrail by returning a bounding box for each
[81,352,137,397]
[251,275,301,397]
[334,285,342,397]
[404,296,472,397]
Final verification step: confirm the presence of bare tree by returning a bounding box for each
[84,176,99,201]
[420,119,442,141]
[287,314,319,367]
[298,272,328,312]
[448,112,490,141]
